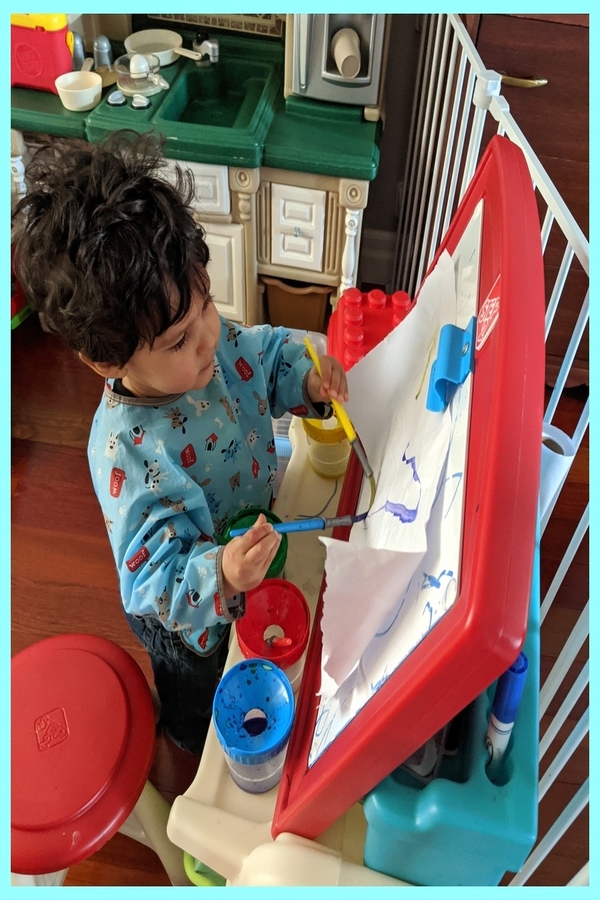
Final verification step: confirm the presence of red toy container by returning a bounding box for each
[11,634,155,875]
[237,579,310,692]
[327,287,414,370]
[11,14,74,94]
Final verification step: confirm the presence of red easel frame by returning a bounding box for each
[273,136,545,840]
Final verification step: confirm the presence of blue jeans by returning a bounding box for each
[125,612,230,755]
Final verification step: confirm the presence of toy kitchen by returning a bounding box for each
[11,13,392,331]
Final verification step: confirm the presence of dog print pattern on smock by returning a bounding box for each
[88,320,323,656]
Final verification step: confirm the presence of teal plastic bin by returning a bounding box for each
[363,549,540,886]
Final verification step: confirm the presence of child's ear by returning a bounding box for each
[78,352,125,380]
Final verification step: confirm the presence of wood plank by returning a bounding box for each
[512,15,589,28]
[64,834,171,887]
[472,13,589,385]
[476,16,589,165]
[11,315,102,449]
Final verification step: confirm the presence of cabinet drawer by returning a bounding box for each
[205,222,245,323]
[271,183,326,272]
[163,159,230,216]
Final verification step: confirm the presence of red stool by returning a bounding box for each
[11,634,189,885]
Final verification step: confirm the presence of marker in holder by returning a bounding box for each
[212,659,294,794]
[485,652,528,781]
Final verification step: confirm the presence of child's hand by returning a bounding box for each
[307,354,349,405]
[221,513,282,597]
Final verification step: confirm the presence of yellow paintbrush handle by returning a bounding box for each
[303,336,357,443]
[330,399,357,444]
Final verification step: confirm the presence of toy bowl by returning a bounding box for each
[54,70,102,111]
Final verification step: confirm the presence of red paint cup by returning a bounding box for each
[236,579,310,692]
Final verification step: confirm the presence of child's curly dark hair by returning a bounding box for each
[12,130,210,366]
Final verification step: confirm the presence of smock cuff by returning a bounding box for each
[215,544,246,622]
[295,370,333,420]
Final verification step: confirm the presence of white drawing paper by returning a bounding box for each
[309,204,483,767]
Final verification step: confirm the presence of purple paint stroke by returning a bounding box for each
[402,446,421,483]
[371,444,422,524]
[381,499,419,523]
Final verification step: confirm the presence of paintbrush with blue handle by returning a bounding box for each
[228,511,368,538]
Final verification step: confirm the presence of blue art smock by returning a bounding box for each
[88,319,327,655]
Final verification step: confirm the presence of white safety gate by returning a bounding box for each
[393,13,589,886]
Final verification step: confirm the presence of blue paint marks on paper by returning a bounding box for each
[371,445,422,524]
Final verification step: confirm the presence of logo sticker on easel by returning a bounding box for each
[476,274,501,350]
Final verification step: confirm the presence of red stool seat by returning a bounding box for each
[11,634,155,875]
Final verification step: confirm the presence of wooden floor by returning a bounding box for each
[11,313,588,886]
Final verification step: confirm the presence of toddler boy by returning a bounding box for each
[13,131,348,753]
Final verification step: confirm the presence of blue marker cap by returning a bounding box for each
[492,652,528,724]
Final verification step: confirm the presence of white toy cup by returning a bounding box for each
[55,71,102,111]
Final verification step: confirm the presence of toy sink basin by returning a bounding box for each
[83,35,284,168]
[158,60,268,127]
[152,55,281,166]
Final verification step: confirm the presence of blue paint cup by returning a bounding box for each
[212,659,294,793]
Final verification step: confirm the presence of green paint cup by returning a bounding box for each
[218,507,288,579]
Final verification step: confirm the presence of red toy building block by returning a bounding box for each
[327,287,413,369]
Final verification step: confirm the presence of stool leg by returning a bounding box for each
[11,869,69,886]
[119,782,191,886]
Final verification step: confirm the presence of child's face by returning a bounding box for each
[121,280,221,398]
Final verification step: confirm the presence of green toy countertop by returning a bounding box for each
[11,35,380,181]
[264,94,380,180]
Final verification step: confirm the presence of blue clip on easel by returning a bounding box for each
[426,316,477,412]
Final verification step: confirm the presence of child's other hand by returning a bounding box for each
[221,513,281,597]
[307,354,349,405]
